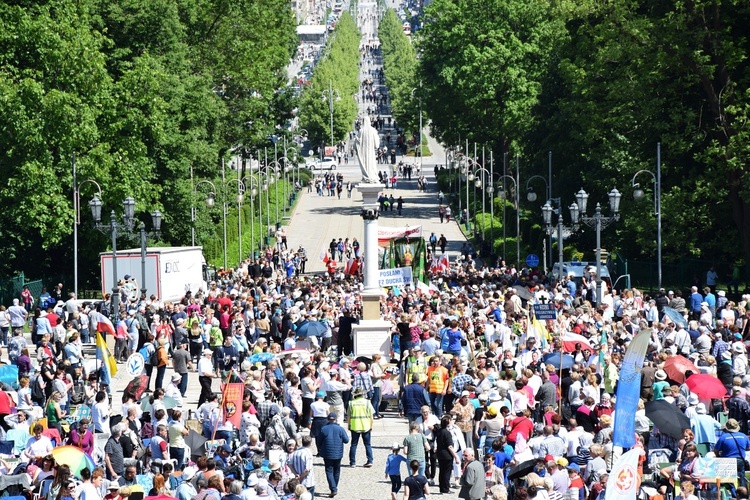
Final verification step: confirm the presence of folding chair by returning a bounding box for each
[5,429,30,456]
[716,412,728,426]
[0,440,15,456]
[32,478,53,500]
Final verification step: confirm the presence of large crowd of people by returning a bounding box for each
[0,248,748,500]
[2,2,749,500]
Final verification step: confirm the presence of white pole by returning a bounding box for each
[73,153,78,296]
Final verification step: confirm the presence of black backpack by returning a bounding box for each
[31,374,45,404]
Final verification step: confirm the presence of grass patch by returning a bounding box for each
[406,144,432,157]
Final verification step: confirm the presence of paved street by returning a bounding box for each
[104,3,467,499]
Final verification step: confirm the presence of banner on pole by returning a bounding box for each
[378,225,422,242]
[533,303,557,320]
[378,267,413,288]
[612,329,652,448]
[222,383,244,428]
[605,448,641,500]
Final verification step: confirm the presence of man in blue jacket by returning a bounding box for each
[318,412,350,497]
[401,373,429,424]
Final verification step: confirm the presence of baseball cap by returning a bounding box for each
[461,390,470,397]
[328,412,338,421]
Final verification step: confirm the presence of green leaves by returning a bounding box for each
[379,9,419,135]
[0,0,296,284]
[299,12,361,147]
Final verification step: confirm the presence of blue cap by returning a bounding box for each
[567,463,580,473]
[317,391,327,398]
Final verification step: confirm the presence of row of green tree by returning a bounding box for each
[299,12,361,150]
[378,9,419,136]
[0,0,298,287]
[402,0,750,275]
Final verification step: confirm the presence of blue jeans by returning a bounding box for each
[170,447,185,469]
[371,387,382,417]
[178,372,188,397]
[81,328,90,344]
[323,458,341,493]
[418,460,426,477]
[349,430,373,465]
[430,393,444,418]
[0,326,8,346]
[155,365,166,390]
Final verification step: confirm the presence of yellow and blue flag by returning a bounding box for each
[96,332,117,385]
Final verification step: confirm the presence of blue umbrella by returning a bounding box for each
[296,321,327,338]
[542,352,575,370]
[248,352,275,364]
[661,306,687,328]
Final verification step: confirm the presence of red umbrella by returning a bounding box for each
[124,374,150,400]
[664,357,700,384]
[685,374,728,399]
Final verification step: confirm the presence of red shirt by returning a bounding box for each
[46,312,59,327]
[507,416,533,444]
[217,296,232,312]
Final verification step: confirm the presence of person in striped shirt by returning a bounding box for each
[288,435,316,498]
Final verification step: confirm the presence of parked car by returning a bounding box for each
[307,157,337,170]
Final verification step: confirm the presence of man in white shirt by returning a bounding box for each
[92,391,111,434]
[674,326,692,356]
[564,419,585,462]
[165,373,184,409]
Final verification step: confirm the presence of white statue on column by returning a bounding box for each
[355,117,380,183]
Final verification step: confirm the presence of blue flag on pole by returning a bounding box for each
[612,329,652,448]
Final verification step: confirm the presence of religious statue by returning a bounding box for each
[355,117,380,183]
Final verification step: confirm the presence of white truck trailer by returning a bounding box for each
[100,246,207,303]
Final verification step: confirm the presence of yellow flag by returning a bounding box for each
[96,332,118,383]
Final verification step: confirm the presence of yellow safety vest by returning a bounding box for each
[408,356,427,383]
[348,397,372,432]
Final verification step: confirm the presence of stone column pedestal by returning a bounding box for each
[357,183,384,321]
[352,319,393,361]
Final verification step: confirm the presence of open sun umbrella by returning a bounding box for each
[542,352,575,370]
[277,349,312,361]
[512,285,534,302]
[686,374,728,400]
[296,321,327,338]
[248,352,275,364]
[644,399,691,439]
[507,459,538,480]
[163,396,180,409]
[52,445,96,478]
[663,357,700,384]
[186,429,208,458]
[124,375,150,400]
[661,307,687,328]
[140,395,181,411]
